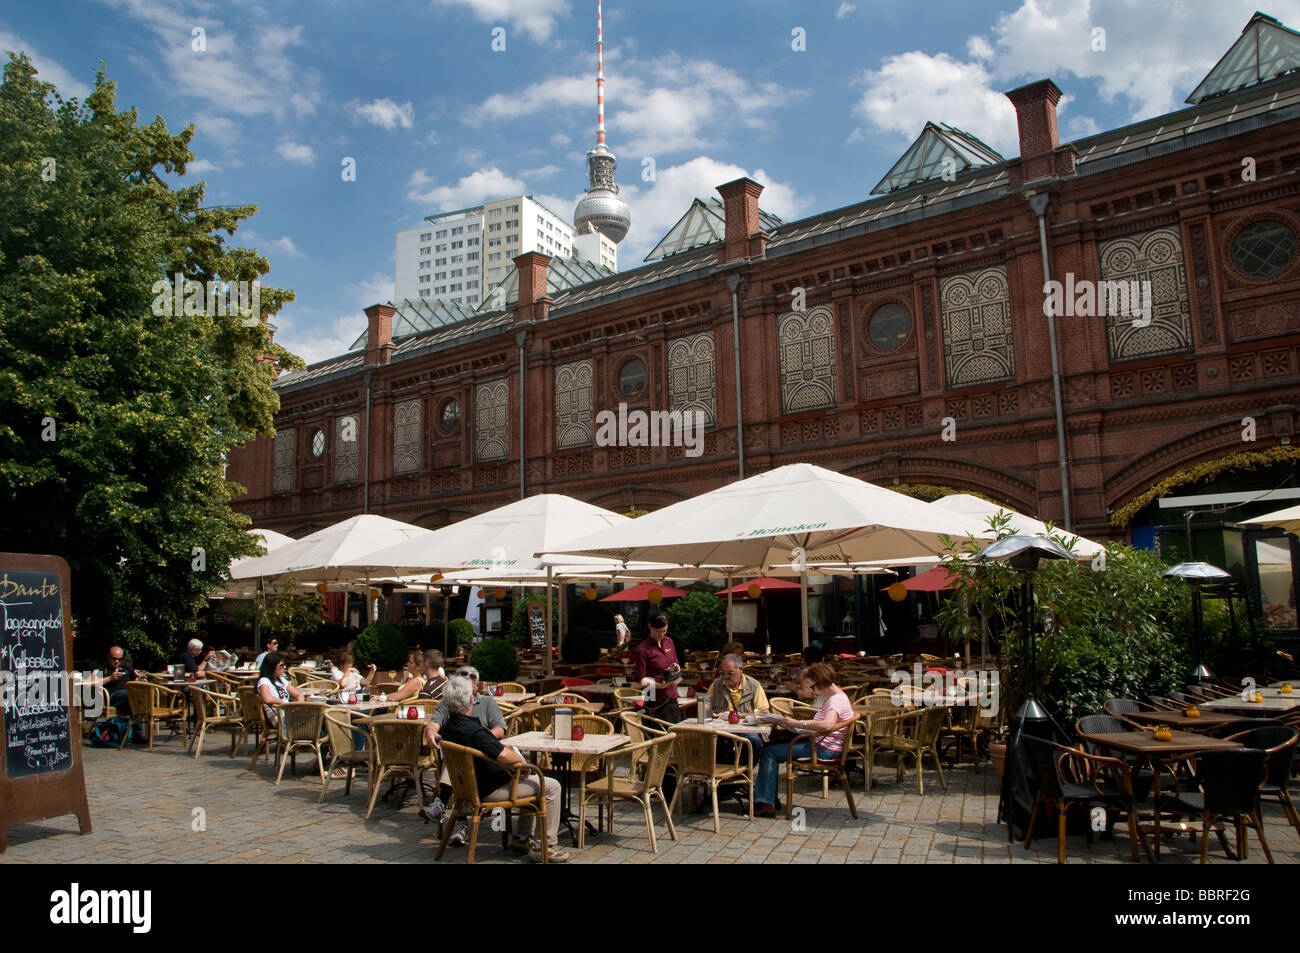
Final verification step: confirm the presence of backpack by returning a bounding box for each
[89,717,136,748]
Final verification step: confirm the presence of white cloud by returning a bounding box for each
[430,0,572,43]
[1066,115,1101,138]
[407,166,528,210]
[351,98,414,130]
[98,0,323,119]
[424,129,442,146]
[550,132,572,147]
[237,229,306,259]
[616,156,812,262]
[835,3,856,20]
[277,140,316,164]
[476,58,806,156]
[0,31,93,99]
[521,163,561,179]
[976,0,1300,121]
[853,51,1018,154]
[183,158,221,175]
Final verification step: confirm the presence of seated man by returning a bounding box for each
[173,638,207,676]
[103,645,138,715]
[708,652,770,770]
[418,650,448,701]
[436,675,567,863]
[253,636,279,671]
[426,665,505,741]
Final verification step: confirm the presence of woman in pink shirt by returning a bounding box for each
[754,663,853,816]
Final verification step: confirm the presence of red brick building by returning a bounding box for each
[228,15,1300,639]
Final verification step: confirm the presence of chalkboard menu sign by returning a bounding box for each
[0,553,91,852]
[528,601,546,648]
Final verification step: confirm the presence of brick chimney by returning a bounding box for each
[512,251,552,323]
[364,302,396,365]
[1005,79,1076,187]
[716,177,767,266]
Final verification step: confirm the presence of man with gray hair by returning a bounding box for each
[709,654,769,716]
[173,637,207,676]
[426,665,506,742]
[435,675,567,862]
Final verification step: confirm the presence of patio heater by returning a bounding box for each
[976,534,1073,843]
[976,534,1074,721]
[1161,561,1231,683]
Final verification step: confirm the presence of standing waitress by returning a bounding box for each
[633,611,682,723]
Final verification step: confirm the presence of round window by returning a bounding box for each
[617,358,647,398]
[439,399,461,435]
[868,303,911,351]
[310,429,325,458]
[1231,220,1297,278]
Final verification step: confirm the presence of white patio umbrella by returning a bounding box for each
[359,494,641,674]
[229,514,439,625]
[550,463,991,647]
[1243,502,1300,536]
[929,494,1105,560]
[215,528,297,599]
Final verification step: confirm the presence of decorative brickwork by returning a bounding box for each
[667,332,716,425]
[335,415,359,483]
[939,266,1015,387]
[392,399,421,474]
[1099,227,1193,362]
[554,359,593,450]
[272,430,294,494]
[778,305,837,413]
[475,378,509,462]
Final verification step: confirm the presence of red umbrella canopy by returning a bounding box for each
[599,582,691,603]
[882,566,963,593]
[715,577,808,597]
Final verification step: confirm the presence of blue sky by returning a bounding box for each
[6,0,1299,363]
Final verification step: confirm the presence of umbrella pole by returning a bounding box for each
[425,583,431,627]
[558,578,566,652]
[544,566,554,677]
[365,574,372,628]
[801,568,809,650]
[727,574,734,641]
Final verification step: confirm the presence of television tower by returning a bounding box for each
[573,0,631,244]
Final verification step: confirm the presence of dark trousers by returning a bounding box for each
[650,699,681,724]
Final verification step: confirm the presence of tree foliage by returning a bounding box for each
[666,589,727,652]
[261,579,324,647]
[0,54,302,662]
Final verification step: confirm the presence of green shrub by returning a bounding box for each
[448,618,476,650]
[666,590,727,653]
[562,626,600,664]
[352,622,408,671]
[470,638,520,681]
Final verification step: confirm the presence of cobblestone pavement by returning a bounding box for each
[4,736,1299,864]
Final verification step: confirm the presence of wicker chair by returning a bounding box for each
[78,684,112,738]
[769,697,817,719]
[437,740,551,863]
[535,690,590,706]
[366,720,428,819]
[298,679,340,696]
[1159,747,1273,864]
[495,681,527,695]
[319,708,372,803]
[784,714,861,819]
[125,681,187,751]
[581,734,678,853]
[570,714,617,841]
[1224,725,1300,838]
[875,706,948,794]
[1023,736,1148,863]
[613,687,646,711]
[237,685,281,772]
[668,724,755,832]
[853,695,897,793]
[275,703,327,786]
[1103,698,1149,719]
[189,687,244,758]
[371,681,402,695]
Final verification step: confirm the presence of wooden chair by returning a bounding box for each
[366,721,428,819]
[125,681,187,751]
[189,687,244,758]
[237,685,281,772]
[275,703,327,786]
[320,709,372,803]
[496,681,527,694]
[288,667,317,686]
[581,734,678,853]
[437,740,551,863]
[669,724,755,832]
[784,714,860,820]
[535,690,590,706]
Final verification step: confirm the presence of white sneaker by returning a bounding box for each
[528,840,570,863]
[447,824,467,847]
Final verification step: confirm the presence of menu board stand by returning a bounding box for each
[528,601,546,649]
[0,553,92,852]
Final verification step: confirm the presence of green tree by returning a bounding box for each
[666,590,727,652]
[261,579,324,648]
[0,54,302,663]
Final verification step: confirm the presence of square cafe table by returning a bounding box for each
[1199,694,1300,716]
[1078,729,1242,859]
[505,730,630,845]
[1128,710,1239,732]
[672,716,774,739]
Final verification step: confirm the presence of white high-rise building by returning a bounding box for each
[394,195,579,305]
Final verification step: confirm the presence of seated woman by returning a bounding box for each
[752,662,852,817]
[383,649,428,704]
[329,652,376,694]
[256,652,304,725]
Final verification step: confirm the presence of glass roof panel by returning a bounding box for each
[1187,12,1300,103]
[871,122,1004,195]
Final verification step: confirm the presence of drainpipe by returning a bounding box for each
[1029,192,1072,531]
[363,370,375,514]
[517,329,527,500]
[726,273,745,479]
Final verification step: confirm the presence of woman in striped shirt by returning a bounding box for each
[753,662,854,816]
